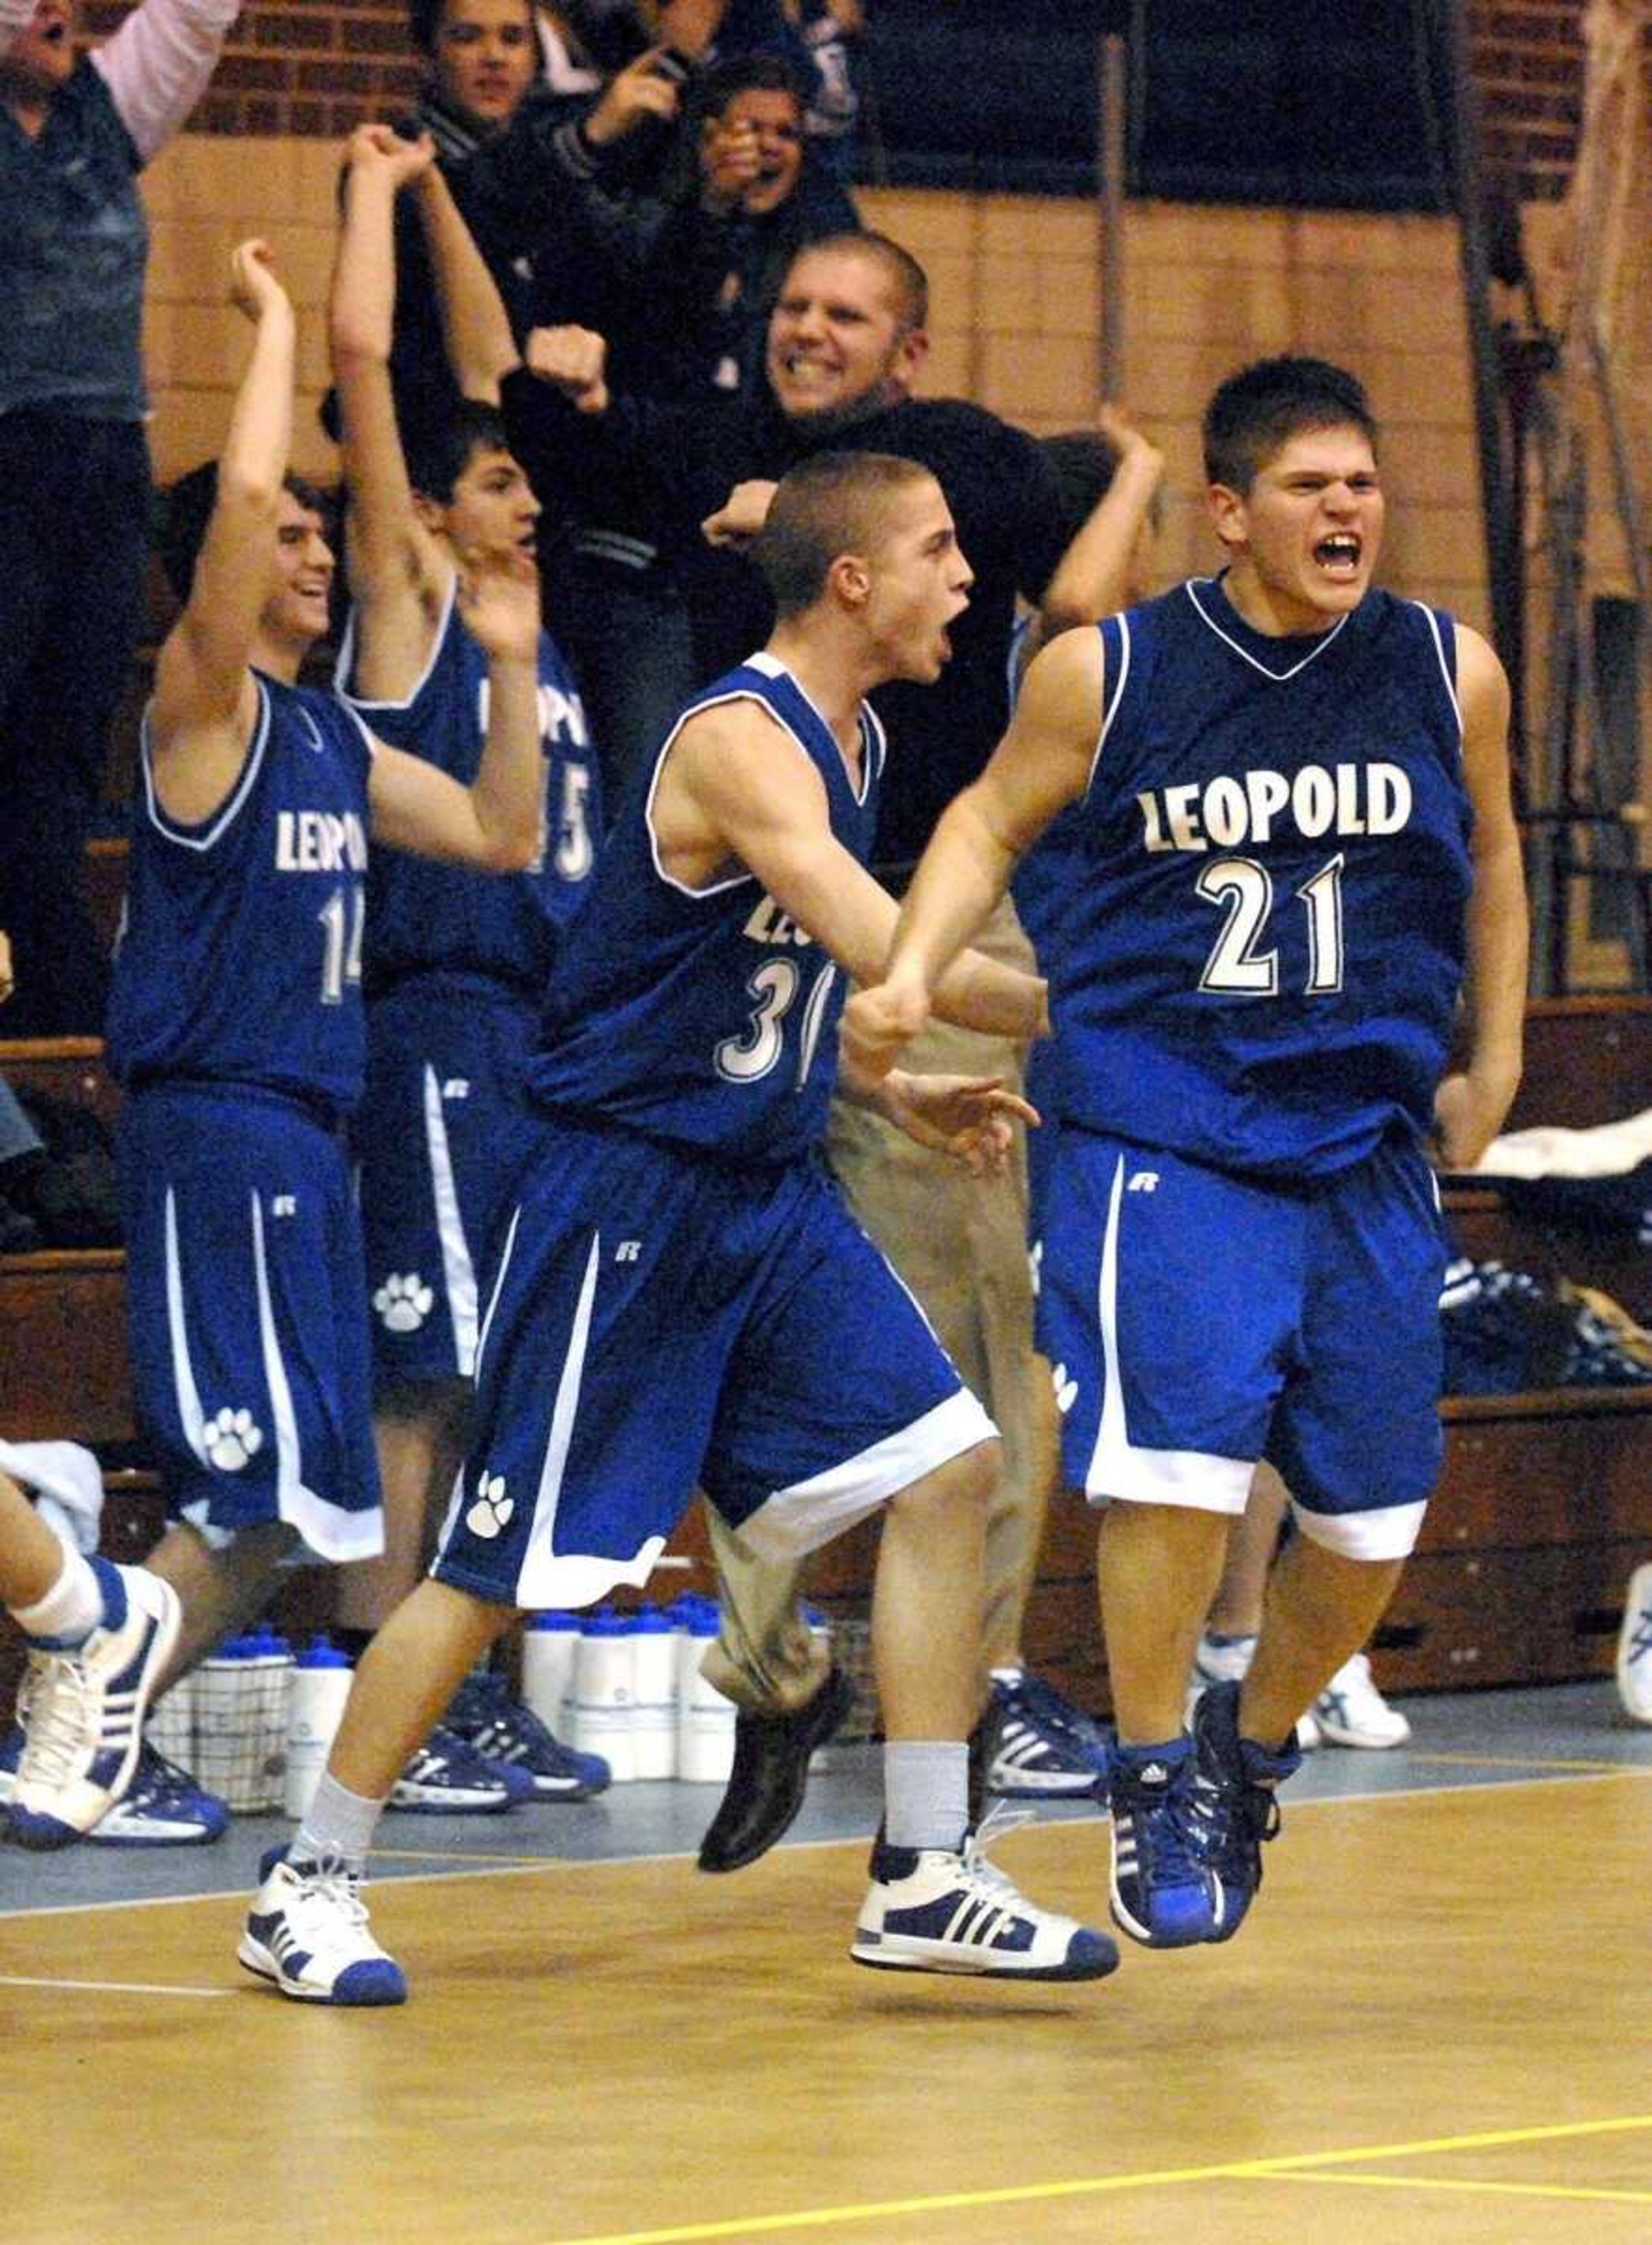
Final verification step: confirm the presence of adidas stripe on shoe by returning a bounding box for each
[1106,1736,1224,1948]
[8,1561,181,1850]
[0,1730,228,1845]
[987,1670,1111,1798]
[851,1806,1118,1981]
[239,1845,407,2006]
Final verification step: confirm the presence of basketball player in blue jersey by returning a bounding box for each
[10,241,548,1846]
[326,126,606,1808]
[239,449,1119,2005]
[848,356,1529,1953]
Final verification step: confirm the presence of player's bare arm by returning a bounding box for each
[846,623,1105,1074]
[659,701,1045,1037]
[1432,625,1529,1170]
[330,123,449,697]
[149,240,295,825]
[412,156,521,403]
[366,548,542,870]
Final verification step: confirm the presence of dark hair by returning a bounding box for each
[691,50,805,123]
[404,399,516,504]
[791,231,929,335]
[1202,355,1378,493]
[754,450,936,618]
[154,465,333,604]
[407,0,535,57]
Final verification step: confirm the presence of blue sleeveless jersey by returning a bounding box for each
[106,676,375,1114]
[1048,578,1474,1179]
[528,653,883,1167]
[336,584,600,996]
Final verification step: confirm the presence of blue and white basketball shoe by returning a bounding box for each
[987,1669,1111,1798]
[239,1845,407,2006]
[1190,1680,1302,1941]
[1106,1734,1224,1948]
[0,1729,228,1845]
[7,1559,181,1849]
[851,1806,1118,1980]
[386,1722,535,1813]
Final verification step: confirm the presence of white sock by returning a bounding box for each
[294,1771,385,1873]
[9,1547,105,1645]
[883,1740,968,1853]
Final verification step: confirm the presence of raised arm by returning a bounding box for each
[91,0,240,163]
[148,240,295,816]
[845,624,1105,1073]
[1026,406,1163,660]
[411,159,522,404]
[330,125,448,689]
[366,549,544,872]
[1432,626,1528,1168]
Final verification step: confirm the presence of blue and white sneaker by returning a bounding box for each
[987,1669,1111,1798]
[239,1845,407,2006]
[444,1672,610,1800]
[1106,1735,1224,1948]
[851,1806,1119,1981]
[0,1729,228,1845]
[386,1722,533,1813]
[8,1559,181,1850]
[1191,1680,1302,1942]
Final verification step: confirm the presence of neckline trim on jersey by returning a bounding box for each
[1185,573,1356,681]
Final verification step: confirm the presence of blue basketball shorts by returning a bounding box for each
[117,1083,382,1559]
[1036,1127,1448,1559]
[434,1118,998,1611]
[356,975,538,1387]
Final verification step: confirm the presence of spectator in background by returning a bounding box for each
[637,52,857,407]
[0,0,239,1038]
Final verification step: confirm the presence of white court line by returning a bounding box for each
[0,1973,232,1998]
[0,1763,1646,1924]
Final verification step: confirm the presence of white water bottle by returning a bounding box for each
[282,1637,353,1820]
[521,1610,581,1734]
[629,1606,678,1780]
[571,1609,637,1782]
[676,1603,737,1783]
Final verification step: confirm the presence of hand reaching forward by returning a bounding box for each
[841,975,933,1082]
[878,1073,1040,1177]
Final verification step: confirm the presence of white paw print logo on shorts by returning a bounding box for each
[204,1407,265,1470]
[374,1272,434,1333]
[1051,1363,1078,1416]
[465,1470,514,1540]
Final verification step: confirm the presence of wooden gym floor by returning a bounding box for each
[3,1681,1650,2245]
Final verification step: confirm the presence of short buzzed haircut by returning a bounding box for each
[797,231,930,335]
[154,464,333,604]
[754,451,938,618]
[1202,355,1378,494]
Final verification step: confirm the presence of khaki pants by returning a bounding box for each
[701,896,1047,1714]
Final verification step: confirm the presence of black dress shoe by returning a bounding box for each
[697,1664,857,1873]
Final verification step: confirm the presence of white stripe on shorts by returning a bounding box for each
[740,1386,998,1564]
[1084,1153,1251,1515]
[514,1231,668,1607]
[1288,1496,1428,1561]
[423,1062,479,1375]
